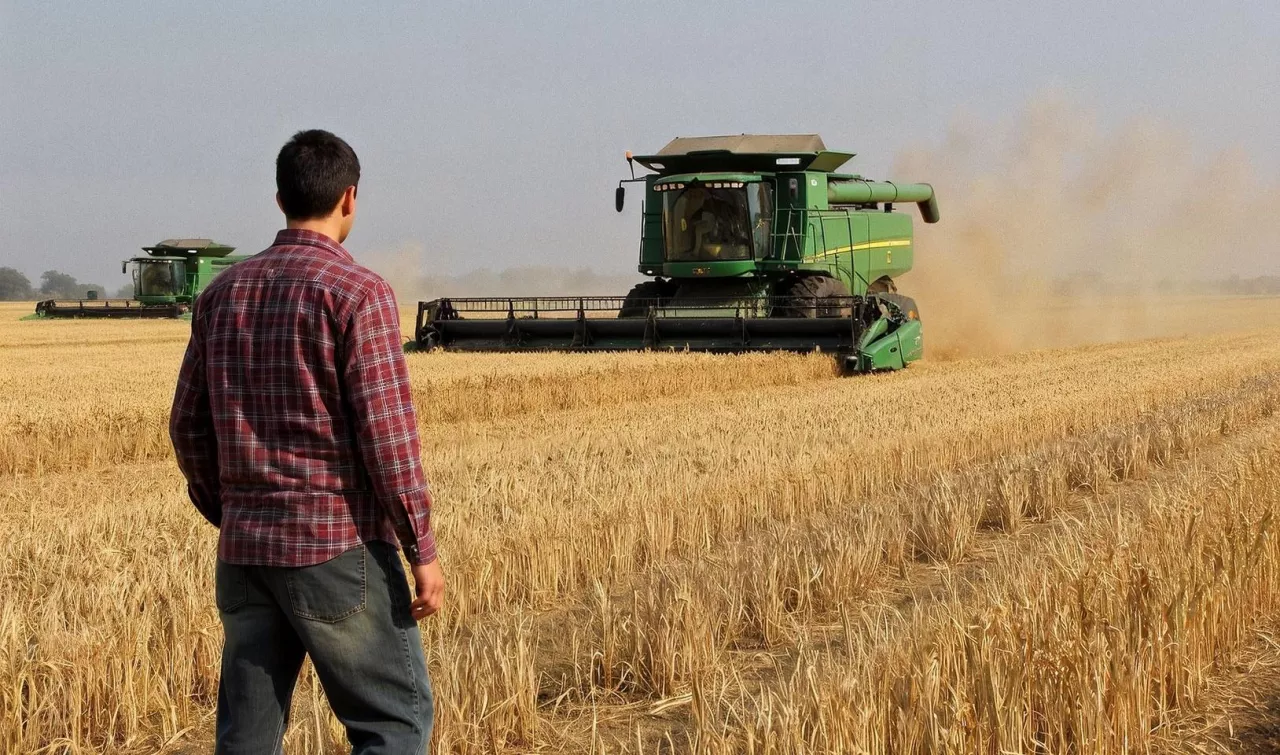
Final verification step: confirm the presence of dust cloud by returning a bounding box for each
[892,97,1280,358]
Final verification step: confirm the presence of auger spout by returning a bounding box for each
[828,181,939,223]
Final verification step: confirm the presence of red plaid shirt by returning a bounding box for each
[170,228,436,567]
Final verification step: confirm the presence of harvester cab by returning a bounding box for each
[33,239,250,319]
[417,134,939,372]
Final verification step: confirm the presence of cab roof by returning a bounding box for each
[633,134,854,174]
[142,239,236,257]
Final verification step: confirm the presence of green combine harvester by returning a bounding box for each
[415,134,939,371]
[33,239,249,319]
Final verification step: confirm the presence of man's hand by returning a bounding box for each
[409,559,445,620]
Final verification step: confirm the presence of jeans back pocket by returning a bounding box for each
[285,546,368,623]
[215,561,249,613]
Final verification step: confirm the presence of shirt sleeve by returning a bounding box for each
[342,280,437,565]
[170,302,222,527]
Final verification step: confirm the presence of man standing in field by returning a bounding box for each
[170,129,443,754]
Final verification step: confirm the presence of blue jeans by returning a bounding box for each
[214,542,433,754]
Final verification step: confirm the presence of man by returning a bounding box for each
[170,129,444,754]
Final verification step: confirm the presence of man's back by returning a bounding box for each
[202,231,379,496]
[172,228,435,567]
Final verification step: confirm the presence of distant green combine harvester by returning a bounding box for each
[30,239,251,319]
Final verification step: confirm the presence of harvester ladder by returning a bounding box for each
[774,207,806,261]
[570,299,591,348]
[642,307,657,349]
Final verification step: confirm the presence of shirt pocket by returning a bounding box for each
[215,561,249,613]
[284,546,368,623]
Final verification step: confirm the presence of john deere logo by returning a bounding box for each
[693,267,709,275]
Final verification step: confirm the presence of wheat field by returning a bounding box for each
[6,297,1280,753]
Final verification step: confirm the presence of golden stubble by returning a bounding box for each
[3,301,1280,752]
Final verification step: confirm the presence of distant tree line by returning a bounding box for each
[0,268,131,301]
[1214,276,1280,296]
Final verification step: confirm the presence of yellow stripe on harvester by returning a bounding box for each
[804,238,911,262]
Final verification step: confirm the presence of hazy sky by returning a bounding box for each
[2,1,1277,288]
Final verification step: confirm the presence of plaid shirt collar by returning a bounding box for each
[272,228,355,262]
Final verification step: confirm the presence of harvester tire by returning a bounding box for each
[867,276,897,294]
[777,275,851,318]
[618,280,673,318]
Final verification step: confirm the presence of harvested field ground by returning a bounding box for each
[5,297,1280,753]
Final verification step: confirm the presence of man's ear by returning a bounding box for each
[341,185,357,217]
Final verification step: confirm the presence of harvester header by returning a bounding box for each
[417,134,939,372]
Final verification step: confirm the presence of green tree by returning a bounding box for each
[0,267,34,300]
[39,270,82,299]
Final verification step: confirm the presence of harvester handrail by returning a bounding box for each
[37,298,142,308]
[420,294,878,318]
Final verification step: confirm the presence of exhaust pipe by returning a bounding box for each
[828,181,940,224]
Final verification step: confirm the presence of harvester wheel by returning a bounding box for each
[867,276,897,294]
[777,275,851,318]
[619,280,674,318]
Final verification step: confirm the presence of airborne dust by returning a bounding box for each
[894,98,1280,358]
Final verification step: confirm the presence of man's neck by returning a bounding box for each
[285,217,345,245]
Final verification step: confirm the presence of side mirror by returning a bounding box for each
[615,185,625,213]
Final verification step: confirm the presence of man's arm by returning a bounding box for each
[170,305,222,527]
[342,279,438,567]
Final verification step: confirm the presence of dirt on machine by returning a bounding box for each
[32,239,251,319]
[415,134,940,371]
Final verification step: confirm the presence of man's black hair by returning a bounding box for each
[275,130,361,220]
